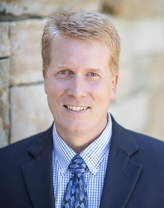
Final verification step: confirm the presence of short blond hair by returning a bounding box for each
[41,10,120,75]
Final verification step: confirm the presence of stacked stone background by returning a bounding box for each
[0,0,164,148]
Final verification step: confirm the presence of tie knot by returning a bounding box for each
[68,155,87,174]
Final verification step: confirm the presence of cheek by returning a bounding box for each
[92,81,112,100]
[47,80,67,102]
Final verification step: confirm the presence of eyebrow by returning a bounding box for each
[87,68,102,73]
[55,65,102,73]
[54,65,67,70]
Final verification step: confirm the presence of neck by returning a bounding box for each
[56,123,107,154]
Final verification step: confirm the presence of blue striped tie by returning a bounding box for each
[62,154,88,208]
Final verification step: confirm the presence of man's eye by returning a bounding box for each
[55,69,73,79]
[60,70,68,74]
[90,72,97,76]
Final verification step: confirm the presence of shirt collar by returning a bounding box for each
[53,112,112,175]
[53,127,76,174]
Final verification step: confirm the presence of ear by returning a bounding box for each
[42,69,47,80]
[110,74,119,100]
[42,69,47,94]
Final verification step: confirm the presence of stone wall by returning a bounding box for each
[103,0,164,140]
[0,0,164,147]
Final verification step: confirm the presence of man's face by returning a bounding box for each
[43,36,118,142]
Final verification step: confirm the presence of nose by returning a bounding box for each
[67,75,86,98]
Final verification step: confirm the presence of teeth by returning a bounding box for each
[66,105,88,111]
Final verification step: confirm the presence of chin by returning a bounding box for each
[65,124,88,134]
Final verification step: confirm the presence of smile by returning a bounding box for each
[64,105,89,112]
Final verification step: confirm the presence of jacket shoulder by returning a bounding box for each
[129,130,164,155]
[0,126,52,167]
[0,131,43,155]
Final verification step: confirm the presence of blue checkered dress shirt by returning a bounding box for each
[52,112,112,208]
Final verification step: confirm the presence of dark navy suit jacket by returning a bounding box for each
[0,117,164,208]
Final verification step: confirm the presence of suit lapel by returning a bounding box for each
[100,118,143,208]
[22,127,55,208]
[21,117,143,208]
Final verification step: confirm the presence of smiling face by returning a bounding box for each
[43,36,118,151]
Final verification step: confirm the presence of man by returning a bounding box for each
[0,10,164,208]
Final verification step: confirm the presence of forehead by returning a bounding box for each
[52,35,109,51]
[50,36,111,68]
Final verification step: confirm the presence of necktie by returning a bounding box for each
[62,154,88,208]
